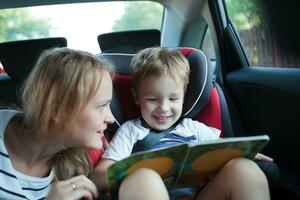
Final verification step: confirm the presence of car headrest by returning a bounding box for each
[98,29,160,53]
[99,47,213,125]
[0,37,67,80]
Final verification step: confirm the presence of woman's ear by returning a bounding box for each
[51,109,60,123]
[131,89,139,105]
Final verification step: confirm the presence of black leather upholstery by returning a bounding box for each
[98,29,160,53]
[0,37,67,107]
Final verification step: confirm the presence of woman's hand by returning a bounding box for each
[45,175,98,200]
[255,153,274,162]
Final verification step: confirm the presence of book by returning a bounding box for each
[107,135,270,191]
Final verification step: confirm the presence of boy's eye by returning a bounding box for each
[170,97,179,101]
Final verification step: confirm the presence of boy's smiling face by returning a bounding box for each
[134,74,184,131]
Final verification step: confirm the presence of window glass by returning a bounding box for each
[0,2,163,54]
[224,0,300,67]
[201,27,216,72]
[201,27,216,62]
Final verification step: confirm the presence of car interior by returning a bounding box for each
[98,29,161,53]
[0,0,299,199]
[0,37,67,107]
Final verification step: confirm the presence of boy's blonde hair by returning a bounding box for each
[21,47,114,180]
[131,47,190,93]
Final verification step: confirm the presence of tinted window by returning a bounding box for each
[201,27,216,72]
[225,0,300,68]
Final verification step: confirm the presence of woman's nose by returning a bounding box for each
[105,109,115,124]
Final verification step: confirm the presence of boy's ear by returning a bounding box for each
[131,89,139,105]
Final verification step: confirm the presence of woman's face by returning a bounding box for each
[66,71,114,149]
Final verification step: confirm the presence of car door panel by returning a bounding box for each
[226,67,300,196]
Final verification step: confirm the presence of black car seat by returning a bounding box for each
[0,37,67,108]
[97,29,160,53]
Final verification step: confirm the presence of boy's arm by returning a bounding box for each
[89,158,116,192]
[90,121,137,192]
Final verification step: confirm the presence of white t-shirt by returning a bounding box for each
[103,118,221,161]
[0,109,53,200]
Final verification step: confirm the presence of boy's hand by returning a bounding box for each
[255,153,273,162]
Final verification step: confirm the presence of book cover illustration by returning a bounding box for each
[107,143,188,190]
[107,135,269,191]
[175,135,269,187]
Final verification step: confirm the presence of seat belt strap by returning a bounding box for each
[132,118,182,153]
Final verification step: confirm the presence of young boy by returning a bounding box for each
[95,47,271,200]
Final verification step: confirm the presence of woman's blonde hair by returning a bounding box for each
[131,47,190,93]
[21,47,113,180]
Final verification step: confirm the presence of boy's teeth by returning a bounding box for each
[157,116,168,120]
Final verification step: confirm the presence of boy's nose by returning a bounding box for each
[159,100,170,112]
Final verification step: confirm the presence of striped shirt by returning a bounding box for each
[0,110,53,200]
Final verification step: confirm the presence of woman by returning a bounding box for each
[0,48,168,200]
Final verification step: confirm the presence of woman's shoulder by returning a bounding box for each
[0,109,20,137]
[0,109,19,118]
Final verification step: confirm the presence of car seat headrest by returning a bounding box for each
[98,29,160,53]
[0,37,67,80]
[180,47,213,118]
[99,47,213,124]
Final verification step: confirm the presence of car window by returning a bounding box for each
[0,1,163,54]
[224,0,300,68]
[201,27,216,73]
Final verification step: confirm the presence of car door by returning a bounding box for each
[213,0,300,199]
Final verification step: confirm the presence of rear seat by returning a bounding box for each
[0,37,67,107]
[98,29,161,54]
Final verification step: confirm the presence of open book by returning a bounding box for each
[107,135,270,191]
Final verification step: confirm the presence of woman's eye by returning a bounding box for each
[99,102,110,108]
[146,98,156,101]
[98,104,105,108]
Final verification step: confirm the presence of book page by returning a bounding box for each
[107,143,189,191]
[175,135,270,188]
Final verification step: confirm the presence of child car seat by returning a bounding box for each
[91,47,230,165]
[101,47,225,134]
[92,47,279,193]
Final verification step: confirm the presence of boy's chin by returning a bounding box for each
[152,124,173,131]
